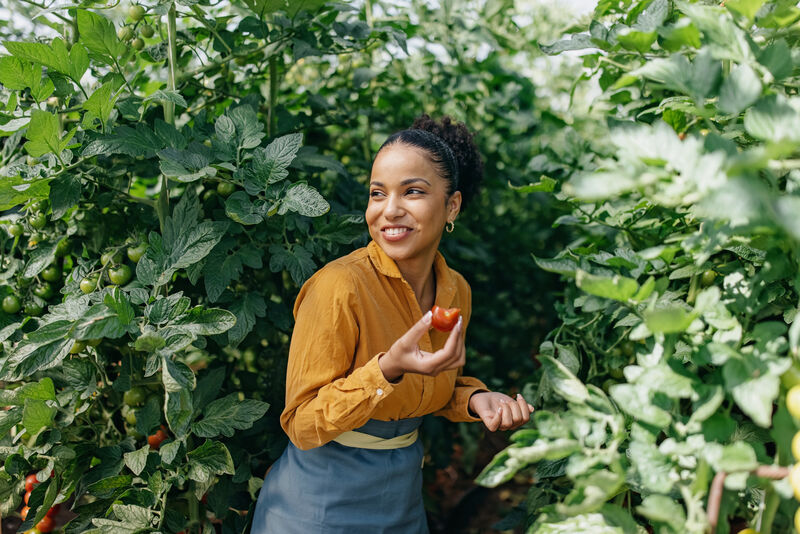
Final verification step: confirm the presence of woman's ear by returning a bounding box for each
[447,191,462,220]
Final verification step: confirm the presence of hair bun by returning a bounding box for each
[411,114,484,210]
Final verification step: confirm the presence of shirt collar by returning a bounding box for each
[367,240,457,307]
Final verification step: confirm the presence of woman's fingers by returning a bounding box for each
[399,310,433,348]
[485,405,502,432]
[516,394,532,422]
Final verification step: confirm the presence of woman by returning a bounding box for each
[251,115,534,534]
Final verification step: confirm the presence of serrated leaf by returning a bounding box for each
[22,398,57,434]
[24,110,74,157]
[268,244,316,286]
[246,133,303,190]
[281,182,329,217]
[226,291,266,346]
[192,393,269,437]
[540,355,589,404]
[83,124,162,158]
[187,440,235,483]
[77,9,127,64]
[82,82,118,130]
[49,174,81,219]
[162,357,196,393]
[172,307,236,335]
[576,269,639,301]
[224,191,264,225]
[718,64,761,115]
[123,445,150,476]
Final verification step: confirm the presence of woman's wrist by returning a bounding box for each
[378,350,403,383]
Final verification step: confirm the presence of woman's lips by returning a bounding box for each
[382,227,412,242]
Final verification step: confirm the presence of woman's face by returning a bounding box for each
[366,143,461,265]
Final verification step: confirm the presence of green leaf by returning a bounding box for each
[681,4,755,62]
[0,176,51,211]
[718,64,761,115]
[224,191,264,225]
[123,445,150,476]
[3,38,89,83]
[192,393,269,438]
[723,358,779,427]
[22,398,57,434]
[705,441,758,472]
[173,307,236,336]
[533,255,577,276]
[77,9,127,64]
[166,389,193,438]
[134,332,166,352]
[83,124,162,158]
[576,269,639,301]
[540,34,595,55]
[628,441,674,494]
[609,384,672,427]
[22,240,58,278]
[228,105,265,150]
[187,440,235,483]
[49,174,81,219]
[0,56,55,102]
[636,495,686,530]
[533,513,625,533]
[244,133,303,192]
[1,322,73,381]
[475,449,520,487]
[82,82,118,130]
[24,110,74,157]
[143,89,187,109]
[758,40,793,81]
[280,182,330,217]
[616,29,657,53]
[725,0,765,21]
[540,354,589,404]
[226,291,266,346]
[158,147,214,182]
[268,243,316,286]
[643,306,696,333]
[510,176,556,193]
[162,357,196,393]
[160,439,181,464]
[241,0,325,18]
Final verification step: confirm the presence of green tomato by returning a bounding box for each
[31,200,48,213]
[55,238,71,257]
[127,243,147,263]
[117,26,134,41]
[32,282,55,300]
[108,264,133,285]
[140,24,155,38]
[24,301,44,317]
[121,404,138,425]
[41,266,61,282]
[28,233,43,247]
[132,38,144,51]
[782,364,800,389]
[29,213,47,229]
[701,270,716,287]
[87,338,102,347]
[216,182,236,197]
[69,340,86,354]
[788,385,800,419]
[2,295,22,314]
[8,223,24,237]
[128,5,145,20]
[101,251,123,266]
[80,275,100,294]
[123,387,147,406]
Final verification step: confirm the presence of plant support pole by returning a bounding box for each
[158,3,179,233]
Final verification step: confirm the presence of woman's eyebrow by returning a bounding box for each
[369,178,432,187]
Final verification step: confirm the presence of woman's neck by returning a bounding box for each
[397,253,437,312]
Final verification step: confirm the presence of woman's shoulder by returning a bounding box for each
[303,246,371,291]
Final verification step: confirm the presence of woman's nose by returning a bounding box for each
[383,194,404,218]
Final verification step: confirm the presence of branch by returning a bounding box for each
[707,465,790,534]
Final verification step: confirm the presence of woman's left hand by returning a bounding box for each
[469,392,534,432]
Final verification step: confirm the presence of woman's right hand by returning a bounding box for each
[378,310,465,382]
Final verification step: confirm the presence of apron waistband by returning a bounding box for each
[333,428,419,450]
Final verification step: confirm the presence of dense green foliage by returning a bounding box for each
[477,1,800,533]
[0,0,576,531]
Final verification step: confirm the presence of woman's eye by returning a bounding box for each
[369,190,384,198]
[406,188,425,195]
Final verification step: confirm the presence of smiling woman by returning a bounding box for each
[250,115,533,534]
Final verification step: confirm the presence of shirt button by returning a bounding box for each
[376,388,384,396]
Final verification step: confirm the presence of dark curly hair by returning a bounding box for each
[377,114,484,210]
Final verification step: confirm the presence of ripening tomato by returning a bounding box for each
[45,503,60,517]
[35,515,55,533]
[25,473,39,492]
[430,306,460,332]
[21,505,30,520]
[148,426,168,449]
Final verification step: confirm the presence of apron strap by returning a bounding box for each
[333,428,419,450]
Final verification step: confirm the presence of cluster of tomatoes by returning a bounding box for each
[787,386,800,533]
[19,473,59,533]
[121,386,170,449]
[78,242,142,296]
[117,4,154,53]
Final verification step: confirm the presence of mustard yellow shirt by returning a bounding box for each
[281,240,489,450]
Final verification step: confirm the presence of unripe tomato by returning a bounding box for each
[69,340,85,354]
[788,386,800,419]
[41,266,61,282]
[24,301,44,317]
[431,305,460,332]
[123,387,147,406]
[122,405,137,425]
[54,238,71,257]
[216,181,236,197]
[132,38,144,51]
[140,24,155,38]
[234,56,248,66]
[35,515,55,533]
[782,364,800,389]
[109,264,132,285]
[29,212,47,229]
[127,243,147,263]
[8,223,23,237]
[80,275,100,294]
[701,270,716,287]
[793,431,800,462]
[790,463,800,500]
[25,473,38,492]
[148,425,168,449]
[87,338,102,346]
[31,200,48,213]
[101,251,123,266]
[2,295,21,314]
[129,4,145,20]
[117,26,134,41]
[32,282,54,300]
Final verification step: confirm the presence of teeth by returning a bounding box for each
[385,227,410,236]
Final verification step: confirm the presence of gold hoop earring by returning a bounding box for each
[446,220,455,233]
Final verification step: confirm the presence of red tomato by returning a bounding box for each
[36,515,55,533]
[24,490,31,504]
[46,503,60,517]
[25,474,38,492]
[148,426,168,450]
[431,306,460,332]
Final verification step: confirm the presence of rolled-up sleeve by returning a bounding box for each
[280,265,395,450]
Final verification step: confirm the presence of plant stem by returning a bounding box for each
[268,56,278,137]
[158,3,179,233]
[760,485,780,534]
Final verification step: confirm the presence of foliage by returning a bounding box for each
[476,0,800,533]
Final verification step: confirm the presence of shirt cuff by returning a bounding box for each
[363,353,397,401]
